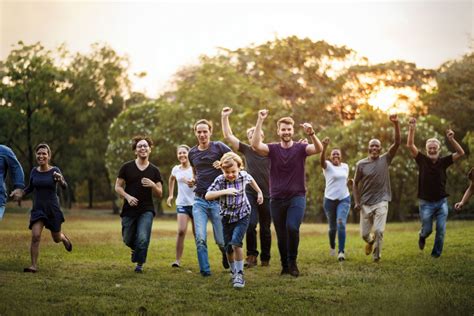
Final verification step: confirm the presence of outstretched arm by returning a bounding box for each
[320,137,329,169]
[387,114,401,158]
[455,181,473,210]
[250,109,270,156]
[446,129,465,162]
[167,174,176,207]
[300,123,323,156]
[406,117,419,158]
[221,107,240,151]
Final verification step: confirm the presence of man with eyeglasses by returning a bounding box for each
[115,136,163,273]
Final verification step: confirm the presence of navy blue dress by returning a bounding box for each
[24,167,67,232]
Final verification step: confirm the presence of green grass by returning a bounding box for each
[0,210,473,315]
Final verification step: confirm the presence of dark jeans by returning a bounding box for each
[270,195,306,268]
[122,211,154,264]
[246,194,272,261]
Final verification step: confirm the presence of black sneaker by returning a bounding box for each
[222,252,230,269]
[280,266,290,275]
[418,236,426,250]
[289,261,299,277]
[134,264,143,273]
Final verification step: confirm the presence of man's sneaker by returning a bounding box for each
[289,261,299,277]
[261,260,270,267]
[244,255,257,268]
[201,271,212,277]
[365,240,375,256]
[171,261,180,268]
[338,251,345,262]
[418,236,426,250]
[134,264,143,273]
[233,272,245,288]
[222,252,230,269]
[329,248,336,257]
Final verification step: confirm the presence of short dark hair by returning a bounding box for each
[194,119,213,132]
[132,135,153,150]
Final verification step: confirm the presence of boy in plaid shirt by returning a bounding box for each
[206,152,263,288]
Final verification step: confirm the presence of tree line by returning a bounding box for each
[1,37,472,219]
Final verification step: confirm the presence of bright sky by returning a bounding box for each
[1,1,472,98]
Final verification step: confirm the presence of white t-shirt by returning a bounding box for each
[171,165,195,206]
[322,161,350,200]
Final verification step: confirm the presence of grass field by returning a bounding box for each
[0,209,473,315]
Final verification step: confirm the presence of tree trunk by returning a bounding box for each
[88,178,93,209]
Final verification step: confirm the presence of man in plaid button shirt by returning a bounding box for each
[206,152,263,288]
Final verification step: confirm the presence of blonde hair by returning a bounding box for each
[277,117,294,129]
[220,152,244,170]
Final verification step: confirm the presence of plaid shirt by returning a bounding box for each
[207,170,254,223]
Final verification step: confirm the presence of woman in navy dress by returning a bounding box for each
[22,144,72,273]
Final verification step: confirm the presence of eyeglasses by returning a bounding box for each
[137,144,149,149]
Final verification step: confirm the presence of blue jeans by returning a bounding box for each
[246,194,272,261]
[122,211,154,264]
[0,206,5,220]
[223,215,250,254]
[270,195,306,268]
[323,196,351,253]
[192,197,225,274]
[419,198,449,257]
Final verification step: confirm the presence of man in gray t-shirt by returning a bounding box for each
[353,114,400,262]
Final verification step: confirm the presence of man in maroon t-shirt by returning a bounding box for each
[251,109,323,277]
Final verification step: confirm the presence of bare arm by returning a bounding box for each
[221,107,240,151]
[320,137,329,169]
[446,129,465,162]
[387,114,401,158]
[406,117,419,158]
[166,174,176,207]
[455,181,473,210]
[115,177,138,207]
[250,109,270,156]
[352,165,361,211]
[205,188,238,200]
[249,178,264,204]
[300,122,323,156]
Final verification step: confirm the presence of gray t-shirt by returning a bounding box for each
[238,142,270,198]
[354,153,393,205]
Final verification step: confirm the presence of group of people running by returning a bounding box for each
[0,107,472,289]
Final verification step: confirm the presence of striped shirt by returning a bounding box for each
[207,170,254,223]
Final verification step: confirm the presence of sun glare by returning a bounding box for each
[368,85,419,114]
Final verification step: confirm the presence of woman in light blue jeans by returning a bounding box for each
[320,137,351,261]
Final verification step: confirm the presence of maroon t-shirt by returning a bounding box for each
[268,142,308,199]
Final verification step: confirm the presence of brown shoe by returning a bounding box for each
[244,255,257,268]
[261,260,270,267]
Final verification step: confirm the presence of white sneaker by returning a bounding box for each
[330,248,336,257]
[338,252,345,261]
[233,273,245,288]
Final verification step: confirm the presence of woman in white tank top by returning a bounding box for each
[320,137,351,261]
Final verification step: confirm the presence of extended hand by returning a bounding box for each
[300,123,314,135]
[212,160,221,169]
[257,193,263,205]
[454,202,463,211]
[226,188,239,196]
[9,188,23,201]
[166,196,173,207]
[222,107,233,117]
[186,178,195,188]
[258,109,269,120]
[408,117,417,127]
[53,171,64,183]
[141,177,156,188]
[354,203,361,212]
[322,137,330,147]
[446,129,454,139]
[389,114,399,123]
[126,195,139,207]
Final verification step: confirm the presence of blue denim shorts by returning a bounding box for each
[176,205,193,218]
[222,215,250,254]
